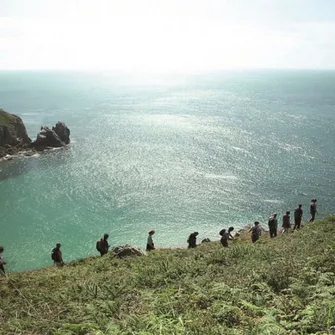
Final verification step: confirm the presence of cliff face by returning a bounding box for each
[0,109,32,158]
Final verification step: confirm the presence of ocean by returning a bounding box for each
[0,70,334,272]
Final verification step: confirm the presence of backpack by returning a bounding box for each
[251,226,259,236]
[96,240,101,252]
[51,248,57,261]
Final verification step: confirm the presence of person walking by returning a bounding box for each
[51,243,64,267]
[146,230,155,251]
[187,232,199,248]
[219,227,234,247]
[309,199,317,222]
[268,213,278,238]
[282,211,291,233]
[0,246,6,275]
[249,221,261,243]
[96,234,110,256]
[293,204,303,230]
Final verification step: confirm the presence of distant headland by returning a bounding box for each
[0,108,70,161]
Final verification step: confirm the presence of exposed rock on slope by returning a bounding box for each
[111,245,145,258]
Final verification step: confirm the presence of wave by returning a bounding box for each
[204,173,238,181]
[231,146,250,154]
[263,199,284,204]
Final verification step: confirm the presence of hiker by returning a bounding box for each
[0,246,6,275]
[228,226,235,236]
[146,230,155,251]
[187,232,199,248]
[96,234,110,256]
[268,213,278,238]
[282,211,291,233]
[293,204,303,230]
[51,243,64,267]
[309,199,317,222]
[219,226,234,247]
[249,221,261,243]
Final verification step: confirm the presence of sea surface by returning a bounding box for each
[0,70,334,272]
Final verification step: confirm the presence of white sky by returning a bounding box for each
[1,0,335,72]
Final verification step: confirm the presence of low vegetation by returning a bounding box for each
[0,109,15,127]
[1,217,335,335]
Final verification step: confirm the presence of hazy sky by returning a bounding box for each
[1,0,335,71]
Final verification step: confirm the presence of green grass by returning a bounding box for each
[1,217,335,335]
[0,109,16,127]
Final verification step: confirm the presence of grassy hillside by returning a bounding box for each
[1,217,335,335]
[0,109,16,127]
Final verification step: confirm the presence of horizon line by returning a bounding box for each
[0,67,335,73]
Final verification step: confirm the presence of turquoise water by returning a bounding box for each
[0,70,335,272]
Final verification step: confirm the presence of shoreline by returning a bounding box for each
[0,149,39,162]
[0,144,70,163]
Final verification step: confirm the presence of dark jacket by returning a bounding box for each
[187,234,197,248]
[52,247,63,263]
[100,238,109,254]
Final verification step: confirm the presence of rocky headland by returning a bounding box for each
[0,108,70,161]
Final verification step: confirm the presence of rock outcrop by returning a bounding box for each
[111,245,145,258]
[53,122,70,145]
[31,122,71,150]
[0,108,71,160]
[32,126,65,149]
[0,109,31,159]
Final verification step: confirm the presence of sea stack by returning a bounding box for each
[32,122,70,150]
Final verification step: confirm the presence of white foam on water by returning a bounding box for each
[0,154,16,162]
[263,199,284,204]
[27,153,41,158]
[231,146,250,154]
[204,173,238,181]
[285,113,308,121]
[49,147,64,151]
[273,140,302,152]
